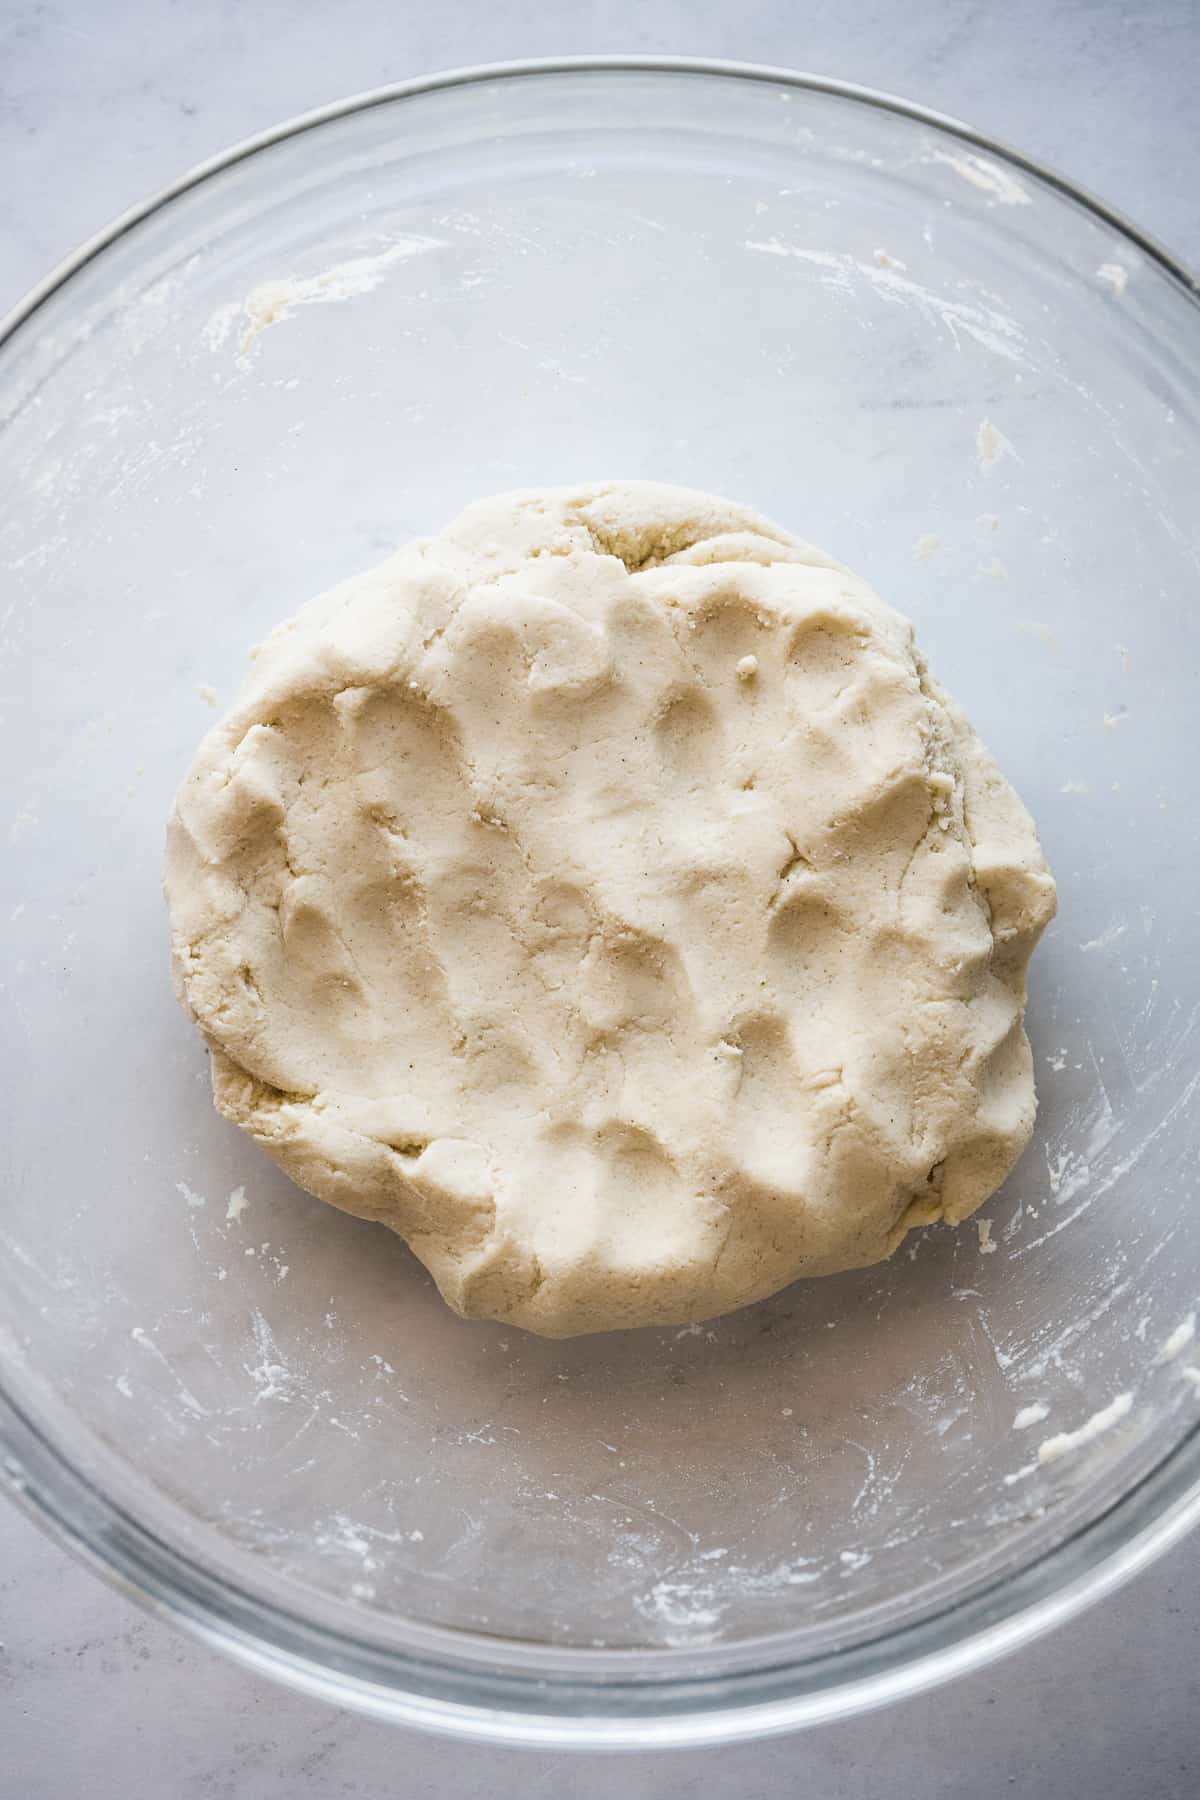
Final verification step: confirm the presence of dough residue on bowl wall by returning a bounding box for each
[203,235,446,360]
[1037,1392,1133,1465]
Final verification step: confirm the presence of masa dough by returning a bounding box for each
[165,483,1056,1336]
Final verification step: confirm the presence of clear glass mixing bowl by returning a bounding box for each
[2,60,1199,1748]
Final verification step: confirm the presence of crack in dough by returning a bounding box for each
[165,482,1056,1335]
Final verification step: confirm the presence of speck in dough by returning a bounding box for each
[165,483,1056,1336]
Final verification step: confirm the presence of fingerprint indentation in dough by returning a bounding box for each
[767,885,849,1003]
[343,684,468,820]
[686,592,765,665]
[653,684,724,778]
[581,927,693,1032]
[785,614,866,719]
[731,1012,811,1193]
[276,875,368,1046]
[592,1121,698,1267]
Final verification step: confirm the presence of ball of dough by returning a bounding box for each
[165,483,1056,1336]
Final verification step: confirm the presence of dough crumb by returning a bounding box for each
[976,418,1015,472]
[1156,1312,1196,1365]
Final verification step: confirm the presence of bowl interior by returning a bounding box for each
[2,65,1199,1696]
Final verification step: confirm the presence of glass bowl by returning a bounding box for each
[2,60,1199,1749]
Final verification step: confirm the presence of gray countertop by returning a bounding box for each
[2,4,1198,1795]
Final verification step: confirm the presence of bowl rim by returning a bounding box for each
[1,51,1196,354]
[2,54,1199,1749]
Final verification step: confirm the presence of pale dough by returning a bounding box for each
[165,483,1056,1336]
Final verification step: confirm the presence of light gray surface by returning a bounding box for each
[1,3,1198,1796]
